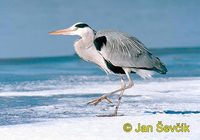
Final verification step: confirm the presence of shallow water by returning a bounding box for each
[0,47,200,125]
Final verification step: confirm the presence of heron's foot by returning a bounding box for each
[87,95,112,105]
[96,112,124,117]
[96,113,116,117]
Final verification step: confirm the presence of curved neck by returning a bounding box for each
[80,30,95,47]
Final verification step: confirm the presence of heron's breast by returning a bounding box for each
[74,43,112,74]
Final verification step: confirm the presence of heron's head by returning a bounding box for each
[49,22,94,38]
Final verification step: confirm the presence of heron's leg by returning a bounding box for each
[87,71,134,106]
[87,76,126,105]
[94,72,134,117]
[112,77,126,116]
[111,71,134,116]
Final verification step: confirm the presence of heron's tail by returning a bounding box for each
[153,57,167,74]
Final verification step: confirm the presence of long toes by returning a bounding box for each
[87,96,112,105]
[104,97,112,103]
[96,113,117,117]
[87,99,100,105]
[93,98,103,105]
[87,100,97,105]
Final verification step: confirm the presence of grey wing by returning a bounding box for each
[94,30,167,74]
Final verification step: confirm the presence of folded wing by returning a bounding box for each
[94,30,167,74]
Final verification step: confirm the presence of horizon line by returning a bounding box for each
[0,46,199,60]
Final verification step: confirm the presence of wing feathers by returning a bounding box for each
[94,30,167,74]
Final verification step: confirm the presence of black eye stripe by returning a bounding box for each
[75,23,89,28]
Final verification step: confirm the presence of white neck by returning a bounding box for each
[73,29,111,74]
[80,29,95,47]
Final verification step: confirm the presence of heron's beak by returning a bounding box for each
[49,28,74,35]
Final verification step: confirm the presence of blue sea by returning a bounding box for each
[0,47,200,125]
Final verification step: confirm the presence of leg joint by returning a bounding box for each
[127,81,134,88]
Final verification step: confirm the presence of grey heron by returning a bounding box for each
[49,22,167,116]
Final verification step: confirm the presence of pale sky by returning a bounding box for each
[0,0,200,58]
